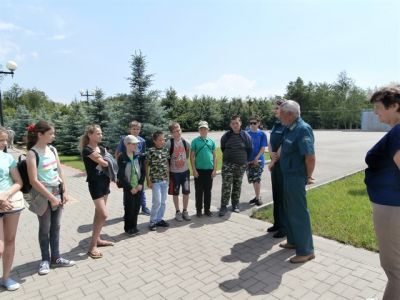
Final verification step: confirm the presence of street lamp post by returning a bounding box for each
[80,89,95,103]
[0,61,17,126]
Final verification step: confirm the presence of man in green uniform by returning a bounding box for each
[267,99,287,238]
[278,100,316,263]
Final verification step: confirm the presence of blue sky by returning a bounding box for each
[0,0,399,103]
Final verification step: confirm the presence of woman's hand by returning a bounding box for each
[0,199,13,211]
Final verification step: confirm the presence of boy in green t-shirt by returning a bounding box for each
[190,121,217,217]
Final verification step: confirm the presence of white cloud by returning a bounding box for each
[0,41,21,61]
[0,21,20,31]
[51,34,67,40]
[55,49,72,55]
[191,73,284,98]
[195,74,256,97]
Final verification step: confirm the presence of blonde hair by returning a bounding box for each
[79,124,101,152]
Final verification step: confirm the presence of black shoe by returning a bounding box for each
[196,210,202,217]
[267,225,279,232]
[204,210,213,217]
[156,220,170,227]
[219,206,227,217]
[273,231,286,238]
[255,198,263,206]
[249,197,257,205]
[232,205,240,213]
[127,228,140,236]
[149,223,157,231]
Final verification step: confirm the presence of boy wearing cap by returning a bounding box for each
[117,135,146,236]
[115,121,150,216]
[190,121,217,217]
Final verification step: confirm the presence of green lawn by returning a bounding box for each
[253,171,378,252]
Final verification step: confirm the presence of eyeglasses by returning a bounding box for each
[249,122,258,125]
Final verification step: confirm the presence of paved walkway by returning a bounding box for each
[1,131,387,299]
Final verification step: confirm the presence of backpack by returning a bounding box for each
[169,138,189,158]
[17,147,56,194]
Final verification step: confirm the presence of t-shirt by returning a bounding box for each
[190,137,216,170]
[146,147,169,182]
[365,124,400,206]
[247,129,268,163]
[0,151,17,191]
[82,146,106,182]
[129,154,138,188]
[166,139,189,173]
[221,131,252,165]
[280,118,315,177]
[35,146,59,186]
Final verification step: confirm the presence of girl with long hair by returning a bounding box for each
[26,120,75,275]
[79,124,113,259]
[0,126,23,291]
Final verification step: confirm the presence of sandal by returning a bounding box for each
[97,240,115,247]
[87,250,103,259]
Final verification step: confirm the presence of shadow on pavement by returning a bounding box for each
[219,233,300,296]
[77,217,123,233]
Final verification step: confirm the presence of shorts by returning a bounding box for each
[168,170,190,195]
[0,209,23,218]
[88,175,111,200]
[247,164,264,183]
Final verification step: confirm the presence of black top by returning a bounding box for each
[220,130,252,165]
[82,146,106,182]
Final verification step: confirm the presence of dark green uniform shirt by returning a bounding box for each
[270,121,286,152]
[280,117,314,177]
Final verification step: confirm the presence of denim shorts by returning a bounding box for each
[0,208,23,218]
[168,170,190,195]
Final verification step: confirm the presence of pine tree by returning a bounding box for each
[10,105,32,142]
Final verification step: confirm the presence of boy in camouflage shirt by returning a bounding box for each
[146,131,170,231]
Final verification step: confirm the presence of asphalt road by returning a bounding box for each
[182,130,386,216]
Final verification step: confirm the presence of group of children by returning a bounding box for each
[116,120,217,234]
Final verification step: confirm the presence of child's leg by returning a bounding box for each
[132,193,141,229]
[203,170,213,212]
[182,170,190,210]
[124,191,135,232]
[49,206,63,261]
[156,181,168,221]
[150,183,161,224]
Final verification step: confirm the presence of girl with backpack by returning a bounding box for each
[0,126,23,291]
[26,120,75,276]
[79,124,113,259]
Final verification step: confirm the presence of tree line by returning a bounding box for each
[2,51,372,155]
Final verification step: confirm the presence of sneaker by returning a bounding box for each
[255,198,263,206]
[127,228,140,236]
[182,210,191,221]
[149,223,157,231]
[1,278,20,291]
[141,206,151,216]
[219,206,227,217]
[38,261,50,275]
[249,197,257,205]
[232,205,240,213]
[51,257,75,268]
[204,210,213,217]
[175,211,183,222]
[156,220,170,227]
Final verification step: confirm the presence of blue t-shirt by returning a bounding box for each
[365,124,400,206]
[0,151,17,191]
[247,129,268,163]
[280,118,315,177]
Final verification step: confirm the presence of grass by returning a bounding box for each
[59,155,85,171]
[59,148,270,174]
[253,171,378,252]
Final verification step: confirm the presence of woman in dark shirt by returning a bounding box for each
[365,85,400,300]
[79,124,113,259]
